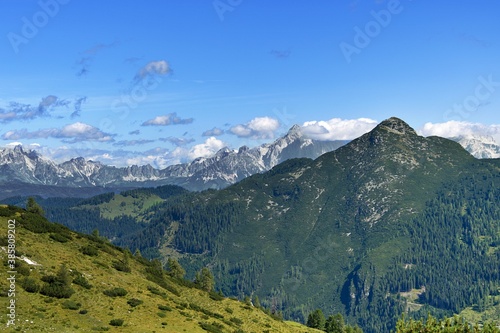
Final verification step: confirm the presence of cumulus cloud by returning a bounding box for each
[202,127,224,137]
[134,60,172,82]
[160,137,195,147]
[419,121,500,142]
[229,116,280,139]
[301,117,378,140]
[142,113,193,126]
[188,137,226,160]
[2,122,115,143]
[129,130,140,135]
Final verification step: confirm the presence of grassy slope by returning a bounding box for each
[86,193,163,221]
[0,207,321,333]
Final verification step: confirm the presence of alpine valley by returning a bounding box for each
[2,117,500,332]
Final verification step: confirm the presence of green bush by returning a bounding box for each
[127,298,143,307]
[40,283,74,299]
[158,304,172,311]
[73,275,92,289]
[112,260,131,273]
[15,261,31,276]
[109,319,124,327]
[50,233,72,243]
[103,287,128,297]
[230,317,243,326]
[61,300,81,310]
[21,277,40,293]
[198,321,224,333]
[209,291,224,301]
[147,285,166,297]
[81,245,99,256]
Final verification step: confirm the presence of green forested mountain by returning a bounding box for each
[5,117,500,332]
[111,117,500,332]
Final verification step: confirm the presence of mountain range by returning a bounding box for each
[1,122,500,200]
[19,117,500,333]
[0,125,347,199]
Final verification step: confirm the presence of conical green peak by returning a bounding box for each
[375,117,417,136]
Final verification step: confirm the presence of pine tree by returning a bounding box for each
[325,313,345,333]
[253,295,261,308]
[307,309,326,330]
[26,197,44,216]
[195,267,214,292]
[167,258,185,279]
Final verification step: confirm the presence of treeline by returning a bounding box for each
[307,310,363,332]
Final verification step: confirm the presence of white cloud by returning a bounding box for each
[202,127,224,137]
[135,60,171,81]
[2,122,115,143]
[419,121,500,142]
[188,137,226,160]
[126,153,171,169]
[142,112,193,126]
[6,141,23,147]
[301,117,378,140]
[229,116,280,139]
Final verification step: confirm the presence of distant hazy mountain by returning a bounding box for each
[0,125,347,198]
[449,134,500,159]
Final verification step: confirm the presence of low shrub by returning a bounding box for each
[50,233,72,243]
[73,275,92,289]
[109,319,124,327]
[21,277,40,293]
[158,304,172,311]
[61,300,81,310]
[127,298,143,307]
[103,287,127,297]
[81,245,99,256]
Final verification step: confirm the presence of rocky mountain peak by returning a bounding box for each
[13,144,25,153]
[376,117,417,136]
[238,145,250,154]
[287,124,302,135]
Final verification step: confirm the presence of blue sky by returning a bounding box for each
[1,0,500,167]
